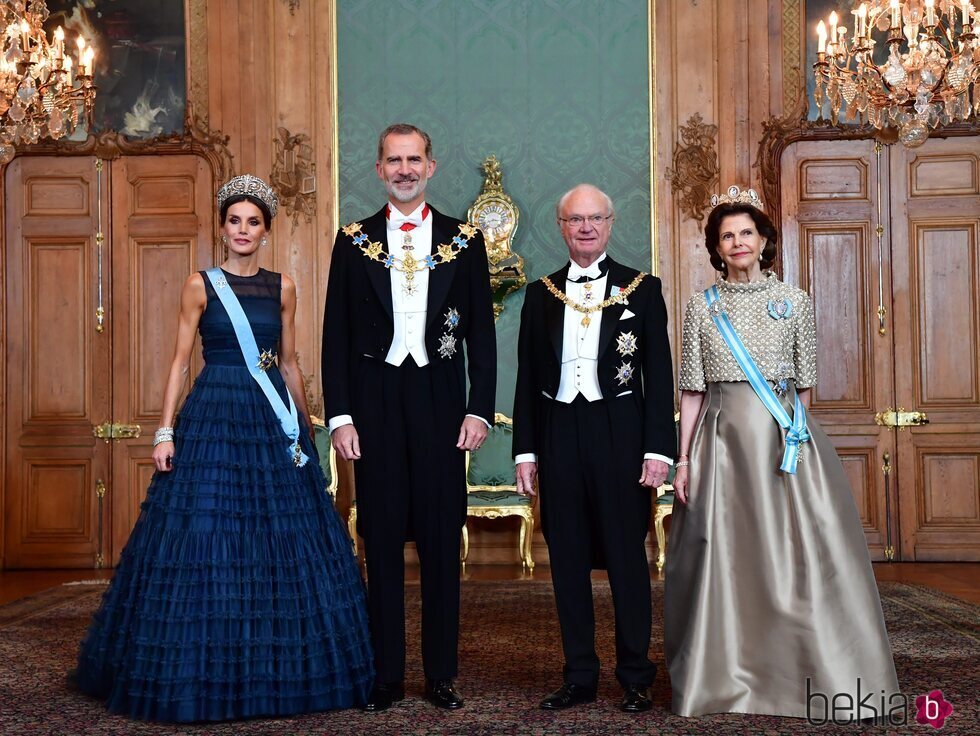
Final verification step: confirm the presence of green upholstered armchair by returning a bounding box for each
[653,413,680,572]
[463,413,535,571]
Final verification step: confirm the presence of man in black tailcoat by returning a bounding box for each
[322,123,496,712]
[512,183,675,713]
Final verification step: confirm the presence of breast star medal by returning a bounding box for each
[616,331,638,356]
[438,333,458,359]
[615,361,635,386]
[444,307,461,330]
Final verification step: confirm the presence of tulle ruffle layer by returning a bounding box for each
[75,365,374,722]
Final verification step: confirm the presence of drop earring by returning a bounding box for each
[221,234,228,245]
[261,237,269,247]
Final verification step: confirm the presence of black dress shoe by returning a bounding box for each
[425,678,464,709]
[620,685,652,713]
[539,682,597,710]
[360,681,405,712]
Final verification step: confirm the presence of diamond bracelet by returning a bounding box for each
[153,427,175,446]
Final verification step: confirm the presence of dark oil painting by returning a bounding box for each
[44,0,186,138]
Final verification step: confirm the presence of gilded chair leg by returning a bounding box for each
[522,511,535,571]
[654,507,669,572]
[348,507,358,558]
[518,515,527,570]
[461,522,469,570]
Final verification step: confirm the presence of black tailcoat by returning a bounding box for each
[513,257,675,459]
[321,204,496,683]
[511,255,675,689]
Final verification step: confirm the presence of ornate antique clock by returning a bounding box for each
[467,155,526,319]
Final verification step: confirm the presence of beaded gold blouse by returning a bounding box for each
[679,272,818,392]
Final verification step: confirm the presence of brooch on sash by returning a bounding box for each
[615,361,635,386]
[438,306,460,358]
[773,361,793,397]
[767,298,793,320]
[342,221,478,297]
[214,275,228,289]
[616,331,638,356]
[256,349,277,371]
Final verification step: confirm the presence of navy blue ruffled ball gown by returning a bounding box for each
[75,268,374,722]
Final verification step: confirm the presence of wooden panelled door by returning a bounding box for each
[4,155,213,568]
[781,137,980,561]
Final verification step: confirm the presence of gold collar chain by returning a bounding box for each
[541,272,647,326]
[342,220,479,296]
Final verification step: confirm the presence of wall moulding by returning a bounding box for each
[666,113,719,231]
[271,127,316,231]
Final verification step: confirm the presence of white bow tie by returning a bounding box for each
[387,213,423,231]
[568,262,603,282]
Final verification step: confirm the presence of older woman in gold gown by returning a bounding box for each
[664,187,900,721]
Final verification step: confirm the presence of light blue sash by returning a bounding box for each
[205,268,309,468]
[704,285,809,473]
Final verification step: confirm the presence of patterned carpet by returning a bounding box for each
[0,578,976,735]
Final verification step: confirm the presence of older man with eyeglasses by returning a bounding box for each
[512,183,675,713]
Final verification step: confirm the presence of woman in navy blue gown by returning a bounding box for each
[74,175,374,722]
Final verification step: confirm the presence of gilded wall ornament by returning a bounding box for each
[467,155,526,320]
[666,113,720,231]
[271,126,316,231]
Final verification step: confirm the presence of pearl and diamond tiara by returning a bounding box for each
[710,185,764,212]
[216,174,279,219]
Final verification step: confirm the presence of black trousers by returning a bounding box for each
[537,394,656,689]
[352,358,466,683]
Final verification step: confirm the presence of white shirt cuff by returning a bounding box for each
[328,415,353,433]
[466,413,491,428]
[514,453,537,465]
[644,453,673,465]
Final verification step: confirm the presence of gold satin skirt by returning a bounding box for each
[664,382,900,719]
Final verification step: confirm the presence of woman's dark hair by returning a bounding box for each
[704,202,778,273]
[220,194,272,229]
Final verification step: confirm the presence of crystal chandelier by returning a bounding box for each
[0,0,96,163]
[812,1,979,147]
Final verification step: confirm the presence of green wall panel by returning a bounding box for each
[338,0,651,414]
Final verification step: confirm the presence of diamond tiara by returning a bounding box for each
[709,185,764,212]
[216,174,279,219]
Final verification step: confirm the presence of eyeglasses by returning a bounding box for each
[558,215,614,227]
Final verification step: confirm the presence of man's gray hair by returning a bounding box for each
[555,183,616,219]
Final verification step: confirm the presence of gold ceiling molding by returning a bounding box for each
[271,126,317,231]
[782,0,803,115]
[187,0,208,125]
[666,113,719,231]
